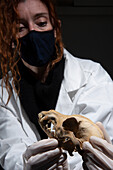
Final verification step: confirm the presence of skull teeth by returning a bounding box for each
[45,124,48,128]
[50,123,55,134]
[45,122,55,136]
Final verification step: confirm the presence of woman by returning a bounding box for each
[0,0,113,169]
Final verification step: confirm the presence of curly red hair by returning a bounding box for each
[0,0,63,104]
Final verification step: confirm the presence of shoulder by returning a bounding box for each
[64,48,112,83]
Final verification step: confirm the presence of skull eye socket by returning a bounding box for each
[38,113,45,119]
[43,117,56,129]
[63,117,78,131]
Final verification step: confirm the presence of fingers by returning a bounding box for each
[83,141,113,169]
[82,124,113,170]
[58,152,67,164]
[89,136,113,159]
[23,139,69,170]
[24,139,58,160]
[58,153,68,170]
[83,159,103,170]
[25,149,68,170]
[26,148,61,170]
[48,152,68,170]
[96,122,112,144]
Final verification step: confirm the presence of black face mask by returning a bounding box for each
[19,30,55,67]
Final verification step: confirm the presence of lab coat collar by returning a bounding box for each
[63,49,87,93]
[55,49,87,114]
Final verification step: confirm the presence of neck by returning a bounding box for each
[21,58,47,81]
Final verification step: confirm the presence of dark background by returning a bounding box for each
[56,0,113,79]
[0,0,113,169]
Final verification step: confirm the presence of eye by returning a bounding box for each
[18,23,27,33]
[38,21,47,27]
[19,26,26,32]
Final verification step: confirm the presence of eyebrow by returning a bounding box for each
[18,12,49,24]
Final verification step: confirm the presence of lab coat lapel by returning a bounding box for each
[55,49,87,115]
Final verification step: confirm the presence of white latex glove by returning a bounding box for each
[23,138,68,170]
[82,122,113,170]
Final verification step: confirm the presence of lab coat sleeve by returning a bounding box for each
[0,85,38,170]
[68,63,113,170]
[0,106,34,170]
[77,63,113,143]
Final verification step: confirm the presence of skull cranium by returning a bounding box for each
[38,110,104,156]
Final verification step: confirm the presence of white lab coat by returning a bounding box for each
[0,49,113,170]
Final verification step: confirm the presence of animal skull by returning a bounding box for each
[38,110,104,156]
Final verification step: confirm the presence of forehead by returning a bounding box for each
[17,0,49,17]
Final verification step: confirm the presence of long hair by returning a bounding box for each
[0,0,64,103]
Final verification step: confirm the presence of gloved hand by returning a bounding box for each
[82,122,113,170]
[23,138,68,170]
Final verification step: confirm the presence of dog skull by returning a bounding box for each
[38,110,104,156]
